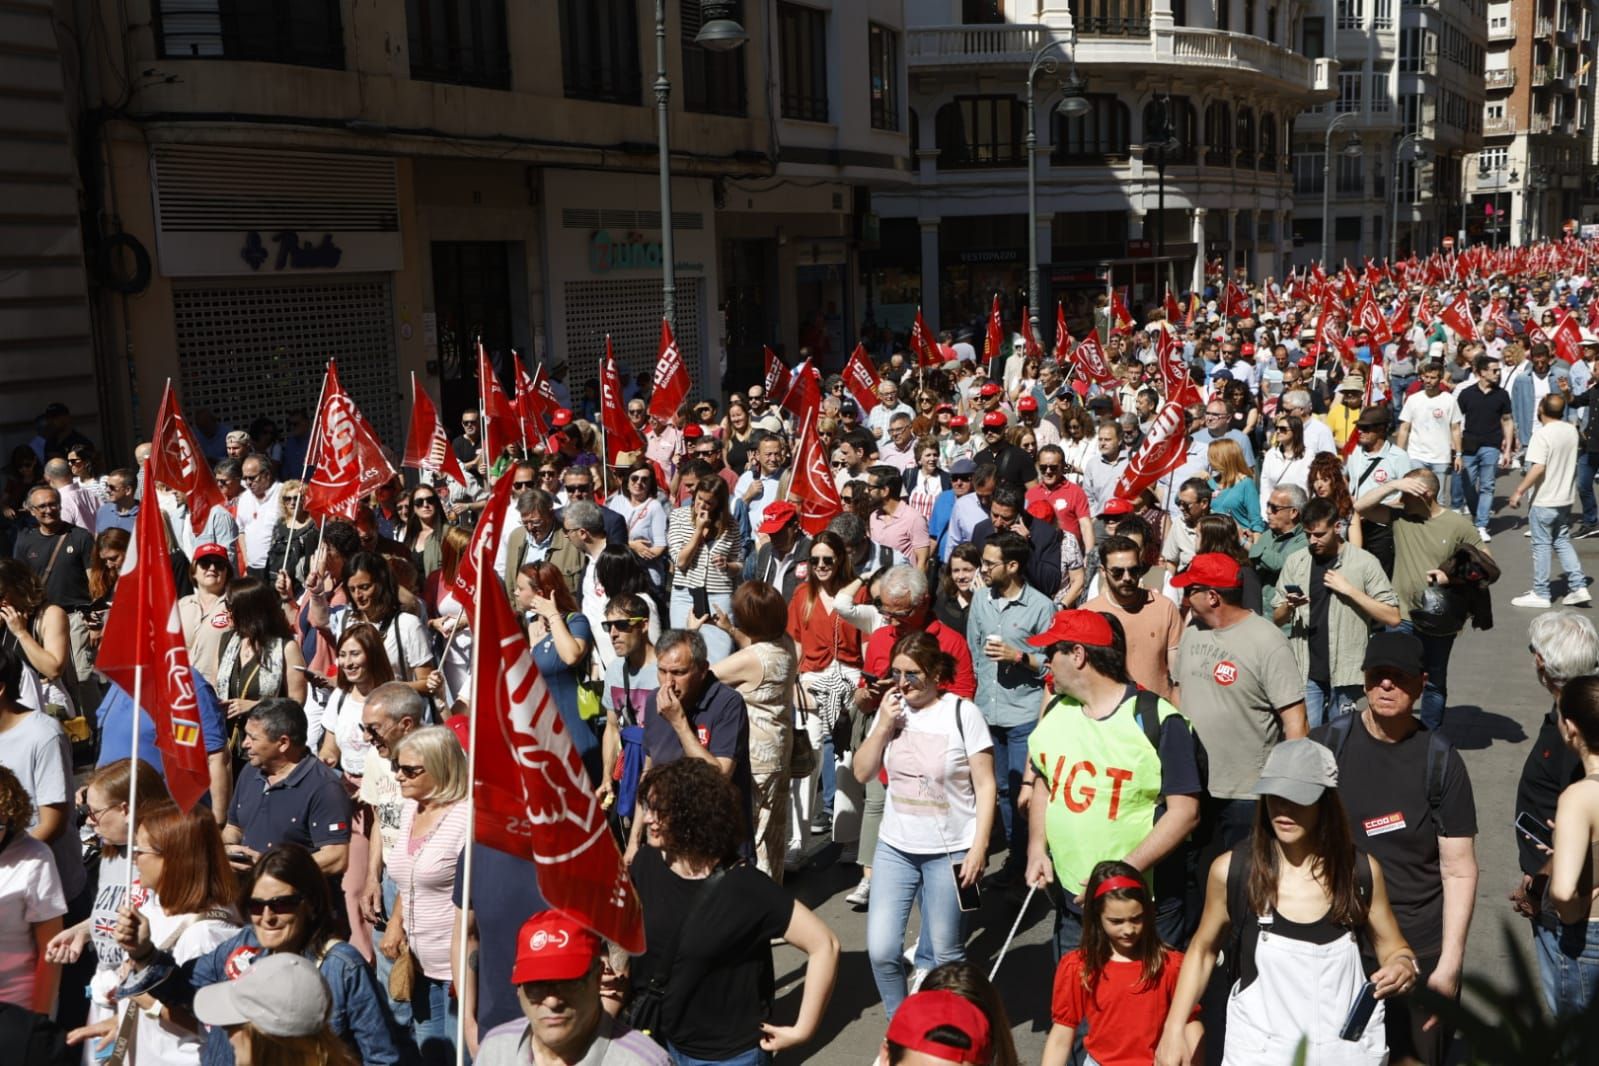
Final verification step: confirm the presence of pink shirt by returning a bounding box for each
[388,801,470,980]
[869,504,930,560]
[646,426,684,481]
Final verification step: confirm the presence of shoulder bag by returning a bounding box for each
[626,866,730,1038]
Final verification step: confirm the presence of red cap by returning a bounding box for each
[1017,396,1039,412]
[551,408,574,428]
[885,990,993,1066]
[757,500,798,534]
[1026,609,1117,648]
[193,542,229,564]
[935,403,956,414]
[683,423,705,440]
[979,382,1002,398]
[949,415,969,429]
[510,911,602,984]
[1170,551,1244,590]
[1241,343,1256,356]
[1099,497,1135,516]
[1026,499,1054,522]
[981,410,1008,429]
[1296,354,1315,369]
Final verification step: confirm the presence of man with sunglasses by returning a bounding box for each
[974,411,1037,490]
[225,698,354,878]
[235,453,282,578]
[556,467,628,547]
[687,431,738,494]
[1027,445,1094,554]
[747,501,811,600]
[1248,484,1309,619]
[1083,535,1184,701]
[745,384,785,435]
[1159,477,1211,578]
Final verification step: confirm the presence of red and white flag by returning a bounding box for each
[1164,289,1184,325]
[479,343,521,466]
[303,360,397,518]
[647,318,691,422]
[1551,313,1583,365]
[1111,289,1135,333]
[780,359,821,422]
[402,373,471,487]
[763,347,791,404]
[150,381,226,536]
[786,383,842,535]
[1053,302,1074,365]
[452,466,519,618]
[1020,309,1042,358]
[1156,329,1200,408]
[983,294,1004,364]
[96,461,211,811]
[1439,292,1481,343]
[469,554,646,953]
[909,307,941,369]
[1070,333,1118,386]
[1353,289,1393,345]
[1113,401,1189,502]
[600,338,646,462]
[842,343,881,413]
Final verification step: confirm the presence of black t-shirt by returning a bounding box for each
[628,848,794,1058]
[1514,707,1583,878]
[974,443,1036,489]
[453,844,548,1034]
[1456,384,1512,453]
[1307,554,1332,683]
[450,433,481,465]
[1311,718,1477,956]
[12,525,94,608]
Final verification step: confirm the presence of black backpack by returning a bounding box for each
[1132,688,1210,798]
[1223,839,1374,990]
[1318,712,1454,830]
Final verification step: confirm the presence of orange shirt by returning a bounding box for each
[786,588,865,672]
[1083,589,1184,702]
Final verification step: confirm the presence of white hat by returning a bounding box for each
[193,953,331,1038]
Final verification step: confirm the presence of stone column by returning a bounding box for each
[1192,208,1208,296]
[919,218,941,328]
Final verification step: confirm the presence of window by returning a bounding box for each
[935,96,1025,169]
[1371,70,1391,111]
[1398,27,1424,73]
[1073,0,1151,36]
[1052,95,1131,161]
[1301,17,1324,59]
[1265,3,1278,42]
[779,2,829,122]
[1373,0,1392,28]
[1235,106,1255,167]
[963,0,1005,22]
[1142,96,1197,163]
[1215,0,1228,32]
[1259,113,1278,170]
[683,1,747,115]
[408,0,509,87]
[1478,146,1508,172]
[1334,217,1362,242]
[1336,0,1361,28]
[1244,0,1256,35]
[1204,101,1231,166]
[154,0,344,68]
[1293,152,1324,194]
[1400,93,1421,133]
[1336,153,1363,195]
[869,23,900,131]
[560,0,640,103]
[1336,66,1362,112]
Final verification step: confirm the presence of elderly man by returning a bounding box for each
[1310,631,1478,1066]
[235,453,282,577]
[43,457,97,534]
[1275,497,1401,726]
[1249,484,1309,618]
[502,489,585,600]
[1282,388,1339,457]
[1189,398,1255,469]
[877,411,919,473]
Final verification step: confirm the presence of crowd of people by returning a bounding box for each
[7,253,1599,1065]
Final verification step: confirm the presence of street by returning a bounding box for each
[774,494,1572,1063]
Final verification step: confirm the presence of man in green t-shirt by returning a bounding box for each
[1021,609,1203,959]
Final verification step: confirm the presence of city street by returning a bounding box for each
[774,494,1572,1063]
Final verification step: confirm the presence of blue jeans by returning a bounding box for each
[1530,505,1588,600]
[1303,679,1362,729]
[1580,452,1599,526]
[1459,447,1501,527]
[989,720,1037,871]
[866,842,970,1018]
[819,730,836,820]
[374,874,412,1029]
[1533,918,1599,1018]
[669,1045,772,1066]
[668,586,733,660]
[1395,621,1455,730]
[410,971,458,1065]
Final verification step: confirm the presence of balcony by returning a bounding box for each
[1487,23,1514,41]
[1532,114,1552,134]
[905,23,1045,66]
[1483,114,1517,136]
[1533,66,1549,87]
[1558,24,1578,46]
[1484,67,1515,89]
[1536,16,1554,37]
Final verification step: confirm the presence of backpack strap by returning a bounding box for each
[1424,729,1454,832]
[1224,840,1260,991]
[1134,688,1162,754]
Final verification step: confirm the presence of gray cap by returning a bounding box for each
[1252,738,1339,806]
[950,457,977,476]
[193,952,331,1037]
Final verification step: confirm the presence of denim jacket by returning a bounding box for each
[1512,363,1571,447]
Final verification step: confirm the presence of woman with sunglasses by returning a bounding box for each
[1257,413,1311,513]
[179,543,236,685]
[380,726,470,1064]
[116,843,404,1065]
[267,477,319,595]
[67,444,107,503]
[216,576,309,769]
[854,631,995,1017]
[609,458,669,584]
[403,484,448,578]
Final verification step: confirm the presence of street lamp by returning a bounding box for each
[1319,112,1363,267]
[1025,37,1090,341]
[655,0,748,329]
[1524,164,1550,245]
[1388,133,1426,264]
[1146,95,1183,294]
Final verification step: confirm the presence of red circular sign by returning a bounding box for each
[1213,661,1239,686]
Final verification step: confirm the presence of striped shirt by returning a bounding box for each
[666,507,741,593]
[388,800,470,980]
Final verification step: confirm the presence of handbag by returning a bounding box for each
[789,727,818,780]
[626,866,729,1038]
[387,934,418,1002]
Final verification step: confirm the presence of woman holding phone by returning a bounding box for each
[666,476,741,661]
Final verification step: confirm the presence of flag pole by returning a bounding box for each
[277,363,332,579]
[453,562,486,1066]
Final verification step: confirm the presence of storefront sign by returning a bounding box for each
[590,229,665,273]
[955,248,1023,264]
[240,230,345,272]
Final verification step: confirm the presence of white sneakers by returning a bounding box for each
[1477,527,1491,543]
[1565,588,1593,606]
[845,877,871,907]
[1512,593,1553,609]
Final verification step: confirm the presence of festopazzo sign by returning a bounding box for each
[589,229,664,273]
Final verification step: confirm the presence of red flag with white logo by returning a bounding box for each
[600,338,646,462]
[452,466,519,619]
[983,294,1004,364]
[909,307,941,369]
[96,461,210,811]
[841,343,881,413]
[1070,332,1118,386]
[402,373,471,487]
[763,347,791,403]
[1353,289,1393,345]
[478,344,521,467]
[1053,302,1074,365]
[1440,292,1481,343]
[786,384,842,534]
[1111,289,1135,333]
[150,381,226,536]
[469,555,645,953]
[303,360,397,518]
[1156,328,1200,408]
[1551,313,1583,365]
[781,359,821,422]
[647,318,691,422]
[1113,401,1189,502]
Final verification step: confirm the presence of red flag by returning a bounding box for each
[402,374,471,487]
[478,344,521,466]
[1020,310,1042,359]
[303,360,398,518]
[1164,289,1183,324]
[96,462,210,811]
[1224,280,1253,319]
[763,347,791,403]
[1353,290,1393,345]
[1551,313,1583,364]
[452,466,520,618]
[1053,302,1074,365]
[909,307,941,369]
[1070,333,1118,386]
[527,365,560,422]
[786,389,842,534]
[469,555,645,953]
[841,343,881,413]
[1388,298,1412,341]
[600,338,646,462]
[513,353,542,450]
[1586,296,1599,332]
[1156,329,1200,408]
[780,360,821,422]
[1439,292,1481,343]
[983,294,1004,364]
[1110,289,1135,333]
[1113,401,1189,501]
[1417,291,1437,327]
[150,381,226,536]
[647,318,691,422]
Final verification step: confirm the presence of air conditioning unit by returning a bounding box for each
[1313,59,1337,93]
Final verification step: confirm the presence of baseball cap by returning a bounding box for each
[950,457,976,476]
[1253,738,1340,807]
[1361,630,1425,676]
[936,403,956,414]
[1017,396,1039,413]
[982,410,1008,429]
[757,500,799,534]
[1296,354,1316,369]
[884,990,993,1066]
[42,402,69,418]
[1026,499,1054,522]
[1026,608,1116,649]
[1354,405,1390,429]
[949,415,970,430]
[682,423,705,440]
[979,382,1002,398]
[550,408,574,428]
[445,713,472,753]
[1169,552,1243,590]
[1241,343,1256,356]
[510,911,603,984]
[193,953,330,1037]
[193,542,229,564]
[1098,497,1135,517]
[1337,376,1366,394]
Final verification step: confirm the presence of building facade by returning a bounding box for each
[1290,0,1486,266]
[16,0,909,461]
[873,0,1334,340]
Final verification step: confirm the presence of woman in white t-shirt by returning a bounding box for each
[0,764,66,1014]
[311,551,438,699]
[851,631,995,1018]
[317,622,393,777]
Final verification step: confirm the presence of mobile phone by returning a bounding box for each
[1284,584,1304,596]
[1339,981,1379,1041]
[859,673,879,688]
[690,587,711,620]
[952,862,981,912]
[1517,811,1553,851]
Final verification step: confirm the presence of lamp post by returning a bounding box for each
[1146,95,1182,294]
[1388,132,1425,264]
[1319,112,1363,267]
[1025,37,1091,341]
[1524,164,1550,245]
[655,0,747,329]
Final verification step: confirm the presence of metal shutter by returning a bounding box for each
[561,277,702,397]
[172,276,400,444]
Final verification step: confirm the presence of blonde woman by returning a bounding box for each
[268,478,319,594]
[1207,437,1264,537]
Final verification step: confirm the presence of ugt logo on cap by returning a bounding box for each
[530,929,571,953]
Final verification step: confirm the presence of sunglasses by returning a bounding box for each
[247,893,304,916]
[565,485,594,495]
[832,461,848,468]
[602,617,647,632]
[628,474,652,483]
[890,669,924,684]
[951,474,972,482]
[361,722,386,742]
[808,555,837,566]
[395,763,427,780]
[412,496,438,507]
[461,419,479,426]
[1265,501,1297,513]
[282,494,302,503]
[513,480,535,490]
[1105,564,1148,579]
[1036,463,1061,473]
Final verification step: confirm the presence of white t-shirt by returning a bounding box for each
[1398,389,1464,464]
[138,906,241,1062]
[327,609,434,680]
[0,833,67,1008]
[879,694,994,856]
[321,687,374,777]
[234,482,282,569]
[1527,419,1581,509]
[0,710,84,900]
